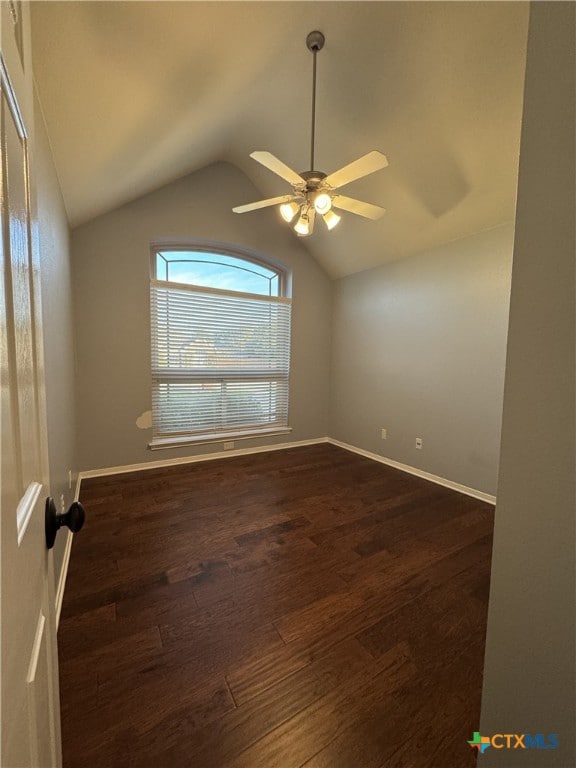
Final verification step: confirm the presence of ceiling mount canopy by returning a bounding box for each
[233,31,389,237]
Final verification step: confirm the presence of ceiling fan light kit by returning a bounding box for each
[232,30,388,236]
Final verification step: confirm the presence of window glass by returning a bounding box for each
[155,250,281,297]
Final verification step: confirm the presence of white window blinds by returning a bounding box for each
[150,280,291,440]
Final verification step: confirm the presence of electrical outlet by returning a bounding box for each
[223,441,235,450]
[415,437,423,450]
[68,469,73,490]
[381,428,387,440]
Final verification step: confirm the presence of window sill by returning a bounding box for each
[148,426,293,451]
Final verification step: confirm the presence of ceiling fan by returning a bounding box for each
[232,31,388,237]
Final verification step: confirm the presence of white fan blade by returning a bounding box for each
[232,194,298,214]
[324,151,389,189]
[332,195,385,220]
[250,151,304,186]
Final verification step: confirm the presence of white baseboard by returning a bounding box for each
[55,531,72,628]
[78,437,331,480]
[55,475,81,628]
[327,438,496,505]
[74,472,82,504]
[77,435,496,502]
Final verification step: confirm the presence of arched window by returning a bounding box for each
[149,244,292,447]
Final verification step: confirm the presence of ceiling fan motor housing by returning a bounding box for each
[298,171,333,215]
[299,170,328,191]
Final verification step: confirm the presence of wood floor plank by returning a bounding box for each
[60,625,163,682]
[59,443,490,768]
[120,637,373,768]
[221,642,416,768]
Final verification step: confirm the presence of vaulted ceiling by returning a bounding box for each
[31,1,529,278]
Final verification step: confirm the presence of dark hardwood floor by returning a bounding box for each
[59,443,491,767]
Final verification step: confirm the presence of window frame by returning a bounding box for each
[148,241,293,449]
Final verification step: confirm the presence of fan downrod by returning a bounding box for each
[306,31,325,53]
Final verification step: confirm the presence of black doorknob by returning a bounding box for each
[45,497,86,550]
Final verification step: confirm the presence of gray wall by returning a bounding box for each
[34,94,77,587]
[480,3,575,765]
[71,162,332,471]
[330,223,514,496]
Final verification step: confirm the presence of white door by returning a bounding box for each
[1,2,62,767]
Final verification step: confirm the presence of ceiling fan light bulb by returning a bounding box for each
[280,201,300,222]
[322,210,341,230]
[313,192,332,215]
[294,211,311,236]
